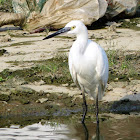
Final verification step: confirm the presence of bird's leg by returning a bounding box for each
[96,95,99,124]
[81,91,87,123]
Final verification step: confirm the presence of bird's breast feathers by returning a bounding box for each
[69,40,108,87]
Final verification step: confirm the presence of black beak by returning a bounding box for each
[43,27,71,40]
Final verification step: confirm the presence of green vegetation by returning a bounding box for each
[0,50,139,87]
[0,0,5,4]
[106,49,118,66]
[106,49,139,81]
[0,94,10,101]
[118,18,140,31]
[0,0,13,12]
[0,55,73,85]
[0,76,4,82]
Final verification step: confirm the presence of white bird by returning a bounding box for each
[43,20,109,124]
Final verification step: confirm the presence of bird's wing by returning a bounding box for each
[95,45,109,90]
[84,41,108,85]
[68,51,80,89]
[85,41,108,99]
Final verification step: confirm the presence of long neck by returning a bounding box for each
[76,29,88,54]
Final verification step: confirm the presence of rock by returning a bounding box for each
[46,94,50,98]
[124,19,130,22]
[10,125,20,129]
[7,109,11,112]
[114,78,119,81]
[36,98,48,103]
[34,80,45,85]
[0,101,7,104]
[136,24,140,27]
[128,77,133,81]
[62,83,69,87]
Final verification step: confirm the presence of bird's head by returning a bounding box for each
[43,20,87,40]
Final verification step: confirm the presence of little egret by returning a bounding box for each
[43,20,109,124]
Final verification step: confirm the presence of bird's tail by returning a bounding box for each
[98,82,105,100]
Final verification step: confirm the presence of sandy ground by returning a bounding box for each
[0,25,140,103]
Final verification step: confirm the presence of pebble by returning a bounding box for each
[62,83,69,87]
[124,19,130,22]
[136,24,140,27]
[114,78,118,81]
[36,98,48,103]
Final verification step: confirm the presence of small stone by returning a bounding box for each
[34,80,45,85]
[114,78,118,81]
[136,24,140,27]
[7,109,11,112]
[124,19,130,22]
[0,101,7,104]
[46,94,50,97]
[62,83,69,87]
[36,98,48,103]
[128,77,133,81]
[10,125,20,129]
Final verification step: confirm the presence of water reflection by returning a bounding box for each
[82,122,89,140]
[0,120,103,140]
[82,122,104,140]
[0,122,102,140]
[0,122,73,140]
[0,116,140,140]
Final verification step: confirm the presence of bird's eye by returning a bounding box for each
[71,26,76,30]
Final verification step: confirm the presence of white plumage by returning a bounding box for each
[66,21,108,100]
[43,20,109,123]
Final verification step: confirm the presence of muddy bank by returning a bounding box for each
[0,91,140,128]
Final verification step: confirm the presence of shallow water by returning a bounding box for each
[0,115,140,140]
